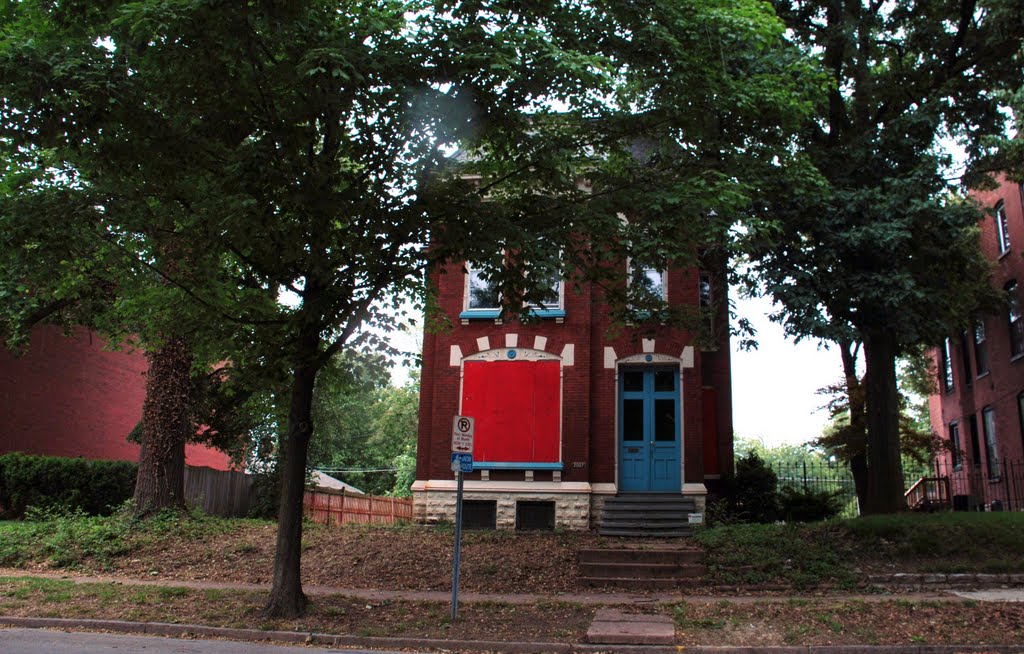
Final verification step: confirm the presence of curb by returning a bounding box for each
[4,616,1024,654]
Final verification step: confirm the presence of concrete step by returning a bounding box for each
[586,608,676,645]
[599,518,691,529]
[597,528,692,538]
[579,547,703,565]
[601,511,691,518]
[580,576,701,589]
[579,561,706,579]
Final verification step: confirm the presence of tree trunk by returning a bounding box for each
[133,336,190,516]
[839,340,869,510]
[862,326,905,514]
[264,330,320,619]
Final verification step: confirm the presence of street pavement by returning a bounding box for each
[0,628,413,654]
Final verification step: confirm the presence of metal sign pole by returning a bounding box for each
[451,469,464,622]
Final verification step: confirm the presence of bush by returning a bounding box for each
[0,453,136,519]
[778,486,843,522]
[708,452,779,524]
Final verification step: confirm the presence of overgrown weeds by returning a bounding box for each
[0,504,247,570]
[695,512,1024,586]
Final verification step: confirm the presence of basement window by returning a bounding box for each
[462,500,497,530]
[515,500,555,531]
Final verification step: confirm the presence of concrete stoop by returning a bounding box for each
[579,546,706,589]
[585,608,675,646]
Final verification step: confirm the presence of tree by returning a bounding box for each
[307,354,419,496]
[0,134,264,517]
[814,345,946,508]
[743,0,1023,514]
[1,0,814,617]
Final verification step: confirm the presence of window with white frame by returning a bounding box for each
[465,262,500,311]
[974,320,989,375]
[982,406,1000,478]
[1006,280,1024,358]
[996,201,1011,255]
[534,268,562,310]
[627,261,667,304]
[949,421,963,470]
[941,337,954,393]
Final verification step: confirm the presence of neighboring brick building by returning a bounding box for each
[928,176,1024,510]
[0,325,231,470]
[413,254,734,531]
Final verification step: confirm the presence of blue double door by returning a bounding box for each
[618,367,681,493]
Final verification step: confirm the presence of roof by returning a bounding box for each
[310,471,365,495]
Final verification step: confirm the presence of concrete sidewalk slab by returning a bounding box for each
[953,589,1024,602]
[586,608,675,645]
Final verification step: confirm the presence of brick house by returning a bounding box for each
[0,325,231,470]
[928,176,1024,510]
[413,252,734,531]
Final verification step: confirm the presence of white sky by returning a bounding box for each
[730,292,839,447]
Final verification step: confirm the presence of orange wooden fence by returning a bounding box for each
[303,488,413,526]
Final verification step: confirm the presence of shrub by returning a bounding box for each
[708,452,779,524]
[778,486,843,522]
[0,453,136,519]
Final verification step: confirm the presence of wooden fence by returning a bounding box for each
[184,465,255,518]
[303,487,413,526]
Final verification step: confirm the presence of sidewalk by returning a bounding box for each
[2,569,1024,653]
[0,567,986,604]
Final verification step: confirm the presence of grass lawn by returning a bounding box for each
[695,512,1024,587]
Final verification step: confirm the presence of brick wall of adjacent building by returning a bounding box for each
[0,325,232,470]
[929,177,1024,473]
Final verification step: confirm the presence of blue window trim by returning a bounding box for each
[474,462,563,470]
[459,308,566,320]
[529,308,566,319]
[459,309,501,320]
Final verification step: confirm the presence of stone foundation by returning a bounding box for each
[412,481,592,530]
[412,480,709,531]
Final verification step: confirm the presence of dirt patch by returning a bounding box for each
[93,522,601,594]
[672,598,1024,646]
[0,578,592,643]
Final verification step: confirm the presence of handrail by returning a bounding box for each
[905,476,951,509]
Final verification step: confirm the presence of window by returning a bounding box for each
[968,414,981,465]
[699,272,712,308]
[974,321,989,375]
[996,201,1011,255]
[462,500,497,530]
[461,358,560,464]
[949,421,962,470]
[959,330,972,387]
[1006,281,1024,358]
[982,406,1000,478]
[628,261,667,304]
[465,262,499,312]
[463,260,564,319]
[515,501,555,531]
[1018,393,1024,459]
[531,267,563,312]
[941,338,954,393]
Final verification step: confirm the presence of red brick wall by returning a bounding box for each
[930,177,1024,468]
[0,325,231,470]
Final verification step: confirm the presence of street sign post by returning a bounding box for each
[450,415,474,622]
